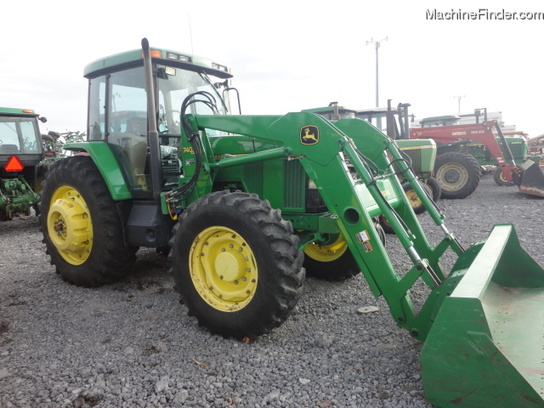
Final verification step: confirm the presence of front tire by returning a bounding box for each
[170,190,305,339]
[402,181,432,215]
[304,234,360,281]
[493,167,515,186]
[425,177,442,201]
[39,156,137,287]
[434,152,480,199]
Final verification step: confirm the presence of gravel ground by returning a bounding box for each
[0,174,542,408]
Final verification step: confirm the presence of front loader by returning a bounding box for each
[40,39,544,407]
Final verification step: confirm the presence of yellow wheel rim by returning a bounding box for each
[47,186,93,265]
[436,163,468,192]
[304,235,348,262]
[498,171,512,184]
[189,226,258,312]
[405,189,423,209]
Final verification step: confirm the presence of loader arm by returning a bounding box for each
[181,113,466,339]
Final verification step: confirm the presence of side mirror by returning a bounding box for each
[214,80,229,89]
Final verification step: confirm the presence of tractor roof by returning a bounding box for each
[84,47,233,80]
[0,107,39,117]
[420,115,460,123]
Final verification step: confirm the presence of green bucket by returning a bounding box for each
[421,224,544,407]
[519,160,544,198]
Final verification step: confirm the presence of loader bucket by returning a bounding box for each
[519,159,544,197]
[420,224,544,408]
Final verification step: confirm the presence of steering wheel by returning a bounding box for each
[160,110,181,134]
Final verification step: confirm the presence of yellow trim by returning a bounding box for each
[399,145,435,151]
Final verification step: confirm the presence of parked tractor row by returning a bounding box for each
[410,109,544,198]
[359,101,544,199]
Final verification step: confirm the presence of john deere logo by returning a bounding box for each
[300,125,319,145]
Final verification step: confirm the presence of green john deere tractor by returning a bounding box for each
[40,39,544,407]
[0,107,49,220]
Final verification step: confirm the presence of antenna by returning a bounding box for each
[188,14,194,54]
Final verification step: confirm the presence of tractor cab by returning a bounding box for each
[84,48,234,198]
[0,108,46,167]
[0,108,47,220]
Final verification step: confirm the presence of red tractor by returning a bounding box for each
[410,109,544,198]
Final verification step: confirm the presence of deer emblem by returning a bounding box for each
[300,126,319,145]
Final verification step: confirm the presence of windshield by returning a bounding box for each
[157,65,230,135]
[0,115,42,154]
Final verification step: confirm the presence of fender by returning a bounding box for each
[64,141,132,200]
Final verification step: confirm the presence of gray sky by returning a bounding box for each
[2,0,543,138]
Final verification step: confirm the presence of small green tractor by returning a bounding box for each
[40,39,544,407]
[0,107,49,220]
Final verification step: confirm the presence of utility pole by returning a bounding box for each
[367,36,388,129]
[367,37,388,108]
[454,95,465,114]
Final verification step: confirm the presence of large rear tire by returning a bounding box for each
[434,152,480,199]
[39,156,137,287]
[170,190,305,339]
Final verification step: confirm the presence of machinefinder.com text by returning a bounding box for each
[426,9,544,21]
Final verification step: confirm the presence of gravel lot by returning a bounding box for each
[1,174,542,408]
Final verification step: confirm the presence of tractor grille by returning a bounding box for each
[402,149,422,173]
[244,162,264,197]
[283,160,326,213]
[283,160,304,209]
